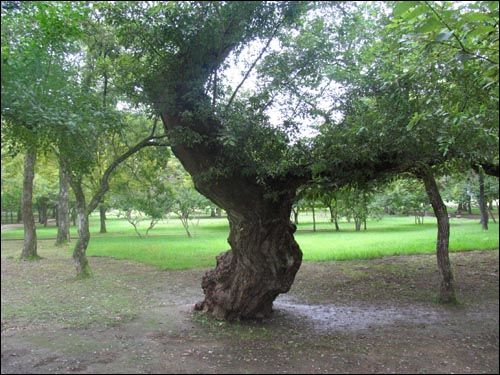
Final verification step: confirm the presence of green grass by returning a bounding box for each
[2,214,498,270]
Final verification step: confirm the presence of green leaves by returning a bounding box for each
[393,1,421,18]
[435,30,454,42]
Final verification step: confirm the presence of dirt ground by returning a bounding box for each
[1,239,498,374]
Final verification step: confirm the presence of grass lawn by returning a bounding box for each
[1,213,498,270]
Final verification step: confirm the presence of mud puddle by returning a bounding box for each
[273,299,443,331]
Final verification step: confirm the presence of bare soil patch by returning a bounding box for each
[1,240,498,374]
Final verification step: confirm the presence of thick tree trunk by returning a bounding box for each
[56,161,71,246]
[162,109,305,320]
[99,204,107,233]
[195,209,302,320]
[420,170,456,304]
[477,170,488,230]
[21,147,38,260]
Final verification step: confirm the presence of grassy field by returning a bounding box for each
[1,213,498,270]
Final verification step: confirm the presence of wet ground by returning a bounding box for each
[1,240,499,374]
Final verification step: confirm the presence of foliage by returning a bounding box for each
[112,145,174,238]
[1,1,89,153]
[173,184,212,238]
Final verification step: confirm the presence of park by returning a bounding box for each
[1,1,499,374]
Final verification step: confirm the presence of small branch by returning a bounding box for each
[425,1,498,65]
[225,19,284,110]
[87,121,168,214]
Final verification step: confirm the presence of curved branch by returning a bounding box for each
[225,20,284,111]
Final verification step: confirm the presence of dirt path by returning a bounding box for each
[1,241,498,374]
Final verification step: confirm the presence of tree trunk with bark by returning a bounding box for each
[56,160,71,246]
[21,147,39,260]
[419,169,456,304]
[163,111,303,320]
[477,170,489,230]
[195,203,302,320]
[70,177,92,278]
[99,204,107,233]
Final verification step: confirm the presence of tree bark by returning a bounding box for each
[99,204,107,233]
[195,208,302,320]
[56,160,71,246]
[477,170,488,230]
[419,169,456,304]
[70,177,92,278]
[311,204,316,232]
[21,147,38,260]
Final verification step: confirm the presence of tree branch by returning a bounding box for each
[225,20,284,111]
[86,122,168,214]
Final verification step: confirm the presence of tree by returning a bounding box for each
[0,149,23,223]
[173,185,210,238]
[59,112,168,278]
[416,167,456,303]
[4,2,492,315]
[1,1,87,259]
[105,1,499,318]
[107,1,313,319]
[112,145,174,239]
[383,178,429,224]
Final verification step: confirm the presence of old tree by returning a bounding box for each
[106,1,498,320]
[3,1,495,317]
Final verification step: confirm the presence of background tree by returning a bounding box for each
[1,1,88,259]
[173,185,211,238]
[112,146,174,239]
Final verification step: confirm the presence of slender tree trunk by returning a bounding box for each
[292,207,299,225]
[354,218,361,232]
[70,178,92,279]
[99,204,107,233]
[311,204,316,232]
[419,169,456,304]
[56,160,71,246]
[477,170,488,230]
[487,204,497,224]
[70,205,77,226]
[21,147,38,260]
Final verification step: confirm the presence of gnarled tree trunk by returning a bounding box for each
[195,207,302,320]
[163,113,303,320]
